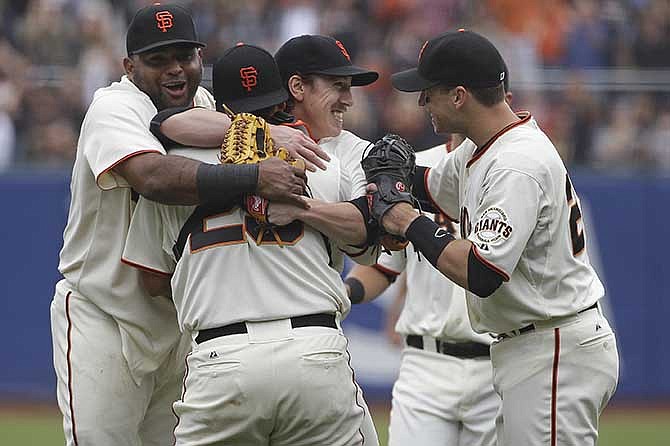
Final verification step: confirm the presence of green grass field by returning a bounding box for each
[1,406,668,445]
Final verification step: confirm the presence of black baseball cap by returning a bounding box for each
[275,35,378,87]
[126,3,205,56]
[212,44,288,113]
[392,30,506,92]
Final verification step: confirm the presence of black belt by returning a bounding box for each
[196,313,337,344]
[406,335,490,359]
[499,302,599,340]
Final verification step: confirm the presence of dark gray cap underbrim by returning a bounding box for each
[217,88,289,114]
[391,67,440,92]
[130,39,206,55]
[311,65,379,86]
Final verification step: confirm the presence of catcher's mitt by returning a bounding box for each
[361,133,416,250]
[219,105,305,246]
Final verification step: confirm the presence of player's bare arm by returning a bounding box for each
[139,270,173,299]
[379,200,478,295]
[267,198,367,246]
[159,107,329,171]
[114,148,307,207]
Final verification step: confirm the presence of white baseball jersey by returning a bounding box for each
[426,113,605,334]
[122,147,370,334]
[319,129,370,199]
[57,75,215,378]
[378,145,492,344]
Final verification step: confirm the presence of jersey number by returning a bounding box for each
[174,204,303,260]
[565,174,585,256]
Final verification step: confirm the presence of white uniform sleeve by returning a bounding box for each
[83,95,165,190]
[376,249,406,276]
[467,168,542,280]
[425,148,461,221]
[122,198,176,276]
[341,138,369,199]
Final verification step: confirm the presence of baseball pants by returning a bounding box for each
[173,317,379,446]
[388,345,499,446]
[491,307,619,446]
[50,281,189,446]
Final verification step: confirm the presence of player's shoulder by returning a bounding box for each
[88,76,155,115]
[491,115,563,176]
[194,87,215,109]
[323,130,369,151]
[321,129,370,163]
[415,144,448,167]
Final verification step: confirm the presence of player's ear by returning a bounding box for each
[123,57,135,78]
[505,91,513,105]
[287,75,305,102]
[453,86,467,108]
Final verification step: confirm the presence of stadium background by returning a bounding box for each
[1,0,669,444]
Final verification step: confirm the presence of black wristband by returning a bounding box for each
[196,163,258,205]
[344,277,365,304]
[405,215,455,267]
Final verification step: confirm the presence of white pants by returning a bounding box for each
[491,307,619,446]
[173,318,379,446]
[389,345,499,446]
[50,283,189,446]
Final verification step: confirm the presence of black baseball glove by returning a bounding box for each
[361,133,416,250]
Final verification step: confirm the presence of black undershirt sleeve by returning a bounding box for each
[348,196,380,247]
[467,246,504,298]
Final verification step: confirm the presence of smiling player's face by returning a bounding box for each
[419,85,459,135]
[124,45,203,111]
[300,75,353,140]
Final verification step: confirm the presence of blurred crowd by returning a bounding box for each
[0,0,669,171]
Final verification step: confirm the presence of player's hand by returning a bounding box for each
[270,124,330,172]
[266,200,308,226]
[367,184,419,236]
[257,157,310,209]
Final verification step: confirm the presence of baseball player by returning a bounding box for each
[122,42,380,445]
[49,5,324,446]
[155,34,383,262]
[344,77,513,446]
[373,30,619,446]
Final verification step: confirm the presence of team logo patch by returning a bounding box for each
[473,206,513,246]
[155,11,174,33]
[335,40,351,61]
[240,66,258,92]
[395,181,406,192]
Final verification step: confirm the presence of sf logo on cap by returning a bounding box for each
[240,66,258,92]
[155,11,174,33]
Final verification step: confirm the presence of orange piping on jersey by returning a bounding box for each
[551,328,561,446]
[95,149,163,190]
[121,257,173,277]
[423,167,459,222]
[373,263,401,277]
[172,351,192,445]
[344,338,366,444]
[466,111,531,168]
[65,291,79,446]
[471,245,510,282]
